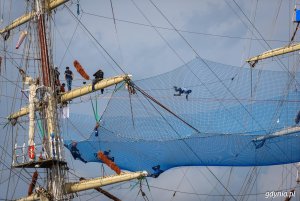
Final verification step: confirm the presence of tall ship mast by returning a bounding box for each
[1,1,300,201]
[1,1,146,200]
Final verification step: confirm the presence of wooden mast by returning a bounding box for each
[3,1,147,200]
[7,75,131,120]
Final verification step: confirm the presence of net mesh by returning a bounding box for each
[64,58,300,173]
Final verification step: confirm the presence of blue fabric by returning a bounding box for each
[64,58,300,174]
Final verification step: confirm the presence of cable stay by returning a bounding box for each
[131,82,201,134]
[246,6,300,67]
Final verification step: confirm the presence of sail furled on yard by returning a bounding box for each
[64,58,300,173]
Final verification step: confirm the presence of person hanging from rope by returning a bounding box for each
[70,141,87,163]
[173,86,192,100]
[295,110,300,124]
[64,66,73,91]
[94,121,100,137]
[92,69,104,92]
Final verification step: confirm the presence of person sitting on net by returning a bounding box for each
[174,86,192,100]
[103,150,114,162]
[92,69,104,93]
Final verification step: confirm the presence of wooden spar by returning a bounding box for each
[16,194,39,201]
[0,0,70,34]
[17,171,147,201]
[0,12,35,34]
[65,171,148,194]
[7,75,131,120]
[246,43,300,66]
[79,177,121,201]
[60,75,131,102]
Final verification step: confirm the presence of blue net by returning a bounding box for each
[64,58,300,174]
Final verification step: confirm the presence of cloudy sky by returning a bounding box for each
[0,0,299,200]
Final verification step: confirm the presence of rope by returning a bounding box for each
[90,98,99,122]
[133,83,200,134]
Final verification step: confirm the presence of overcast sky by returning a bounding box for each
[0,0,299,200]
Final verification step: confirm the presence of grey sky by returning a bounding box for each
[0,0,299,200]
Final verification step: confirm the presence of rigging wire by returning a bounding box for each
[145,0,267,135]
[134,180,300,197]
[50,14,79,67]
[229,0,300,88]
[109,0,124,66]
[129,0,250,134]
[66,6,126,74]
[133,85,237,200]
[82,11,293,43]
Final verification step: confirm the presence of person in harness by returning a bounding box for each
[174,86,192,100]
[70,141,87,163]
[92,69,104,93]
[94,121,100,137]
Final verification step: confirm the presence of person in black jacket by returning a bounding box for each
[92,69,104,93]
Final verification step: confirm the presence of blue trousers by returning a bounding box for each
[66,78,72,91]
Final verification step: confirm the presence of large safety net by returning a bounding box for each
[64,58,300,174]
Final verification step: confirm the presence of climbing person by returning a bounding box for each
[92,69,104,93]
[60,83,66,93]
[54,66,60,86]
[94,121,100,137]
[103,150,114,162]
[173,86,192,100]
[174,86,184,96]
[295,110,300,124]
[70,141,87,163]
[64,66,73,91]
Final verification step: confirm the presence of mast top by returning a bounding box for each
[0,0,69,34]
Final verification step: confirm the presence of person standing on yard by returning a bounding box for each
[64,66,73,91]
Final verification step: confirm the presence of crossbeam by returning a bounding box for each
[65,171,147,193]
[7,75,130,120]
[17,171,147,201]
[16,194,39,201]
[0,0,70,34]
[252,126,300,142]
[246,43,300,66]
